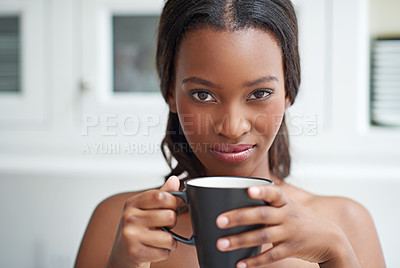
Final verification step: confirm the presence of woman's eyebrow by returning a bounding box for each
[181,75,279,88]
[181,76,217,88]
[245,76,279,87]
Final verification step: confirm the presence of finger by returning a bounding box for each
[141,229,178,252]
[122,207,177,228]
[216,206,284,229]
[217,226,285,252]
[126,190,178,210]
[236,243,288,267]
[122,225,178,251]
[128,242,175,264]
[160,176,180,192]
[248,185,288,207]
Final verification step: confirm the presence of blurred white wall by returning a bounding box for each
[0,0,399,267]
[370,0,400,38]
[0,171,165,268]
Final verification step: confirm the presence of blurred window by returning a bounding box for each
[0,16,20,93]
[113,15,159,93]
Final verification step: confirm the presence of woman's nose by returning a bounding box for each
[213,105,251,139]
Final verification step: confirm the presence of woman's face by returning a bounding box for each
[169,28,289,178]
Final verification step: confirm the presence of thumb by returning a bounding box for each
[160,175,180,192]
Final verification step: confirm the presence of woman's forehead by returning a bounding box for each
[179,27,281,53]
[175,28,284,81]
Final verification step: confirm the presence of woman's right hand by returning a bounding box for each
[106,176,181,268]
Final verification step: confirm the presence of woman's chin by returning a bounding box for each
[205,166,255,178]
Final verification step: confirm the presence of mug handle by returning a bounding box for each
[160,191,195,246]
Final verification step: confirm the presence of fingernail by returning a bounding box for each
[249,186,260,196]
[217,238,230,250]
[237,262,247,268]
[217,216,229,228]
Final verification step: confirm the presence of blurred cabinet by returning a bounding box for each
[79,0,168,146]
[287,0,400,168]
[0,0,46,125]
[0,0,399,174]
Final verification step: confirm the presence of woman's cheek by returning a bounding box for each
[252,107,285,137]
[177,105,207,142]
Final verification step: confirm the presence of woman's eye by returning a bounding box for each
[248,90,273,100]
[191,91,216,102]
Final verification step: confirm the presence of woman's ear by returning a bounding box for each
[168,86,177,114]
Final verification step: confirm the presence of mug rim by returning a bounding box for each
[185,176,273,189]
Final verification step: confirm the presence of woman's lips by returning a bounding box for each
[210,144,255,163]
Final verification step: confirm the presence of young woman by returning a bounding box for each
[75,0,386,267]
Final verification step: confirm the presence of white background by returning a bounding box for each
[0,0,399,267]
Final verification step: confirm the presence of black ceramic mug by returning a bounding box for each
[161,176,273,268]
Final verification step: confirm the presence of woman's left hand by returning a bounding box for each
[215,185,360,268]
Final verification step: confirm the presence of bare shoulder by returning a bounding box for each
[74,191,144,268]
[309,195,374,234]
[284,183,375,230]
[283,182,385,267]
[306,193,386,267]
